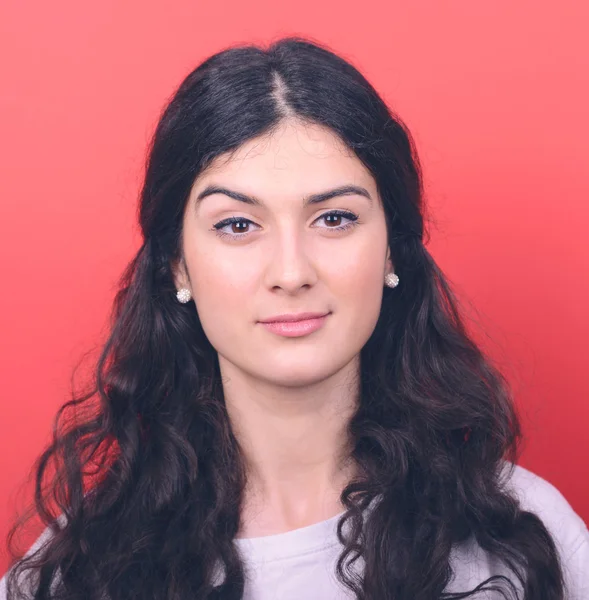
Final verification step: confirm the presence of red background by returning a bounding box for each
[1,0,587,572]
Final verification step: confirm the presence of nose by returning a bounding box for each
[263,225,318,294]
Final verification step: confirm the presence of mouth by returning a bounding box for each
[257,312,331,338]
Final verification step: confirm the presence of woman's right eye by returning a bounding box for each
[212,217,260,239]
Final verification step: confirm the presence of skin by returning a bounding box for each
[173,118,393,538]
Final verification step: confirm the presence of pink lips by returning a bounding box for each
[258,312,330,338]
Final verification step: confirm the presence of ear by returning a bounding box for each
[385,246,394,274]
[171,257,189,291]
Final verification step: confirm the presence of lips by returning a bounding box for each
[258,312,331,338]
[258,311,330,324]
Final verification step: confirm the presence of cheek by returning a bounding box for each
[189,249,259,341]
[327,233,386,295]
[327,235,387,333]
[336,263,384,333]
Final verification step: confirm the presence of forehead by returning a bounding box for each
[194,120,374,192]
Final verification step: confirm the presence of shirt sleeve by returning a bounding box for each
[561,527,589,600]
[502,462,589,599]
[0,518,64,600]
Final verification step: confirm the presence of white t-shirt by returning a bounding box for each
[1,462,588,599]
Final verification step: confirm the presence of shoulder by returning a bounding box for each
[499,461,588,548]
[499,460,589,597]
[0,514,67,599]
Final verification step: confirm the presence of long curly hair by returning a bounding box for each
[4,36,565,599]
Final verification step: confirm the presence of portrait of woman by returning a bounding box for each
[1,36,588,599]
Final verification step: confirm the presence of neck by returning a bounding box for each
[219,354,360,535]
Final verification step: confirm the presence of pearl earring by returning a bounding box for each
[176,288,192,303]
[384,273,399,288]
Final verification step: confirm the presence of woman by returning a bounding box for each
[1,36,588,600]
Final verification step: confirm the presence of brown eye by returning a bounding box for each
[314,210,359,231]
[213,216,260,239]
[323,214,342,227]
[231,221,250,233]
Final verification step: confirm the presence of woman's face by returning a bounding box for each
[174,119,392,387]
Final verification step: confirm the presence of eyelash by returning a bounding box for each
[212,210,360,240]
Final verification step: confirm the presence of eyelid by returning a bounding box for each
[312,209,358,228]
[213,215,259,229]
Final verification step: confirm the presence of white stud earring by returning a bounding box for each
[384,273,399,288]
[176,288,192,303]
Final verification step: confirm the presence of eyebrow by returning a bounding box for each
[195,184,373,208]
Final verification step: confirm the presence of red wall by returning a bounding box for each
[1,0,587,572]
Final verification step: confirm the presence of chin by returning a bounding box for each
[264,373,332,389]
[259,359,351,389]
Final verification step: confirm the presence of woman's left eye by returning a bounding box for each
[314,210,359,230]
[212,210,359,240]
